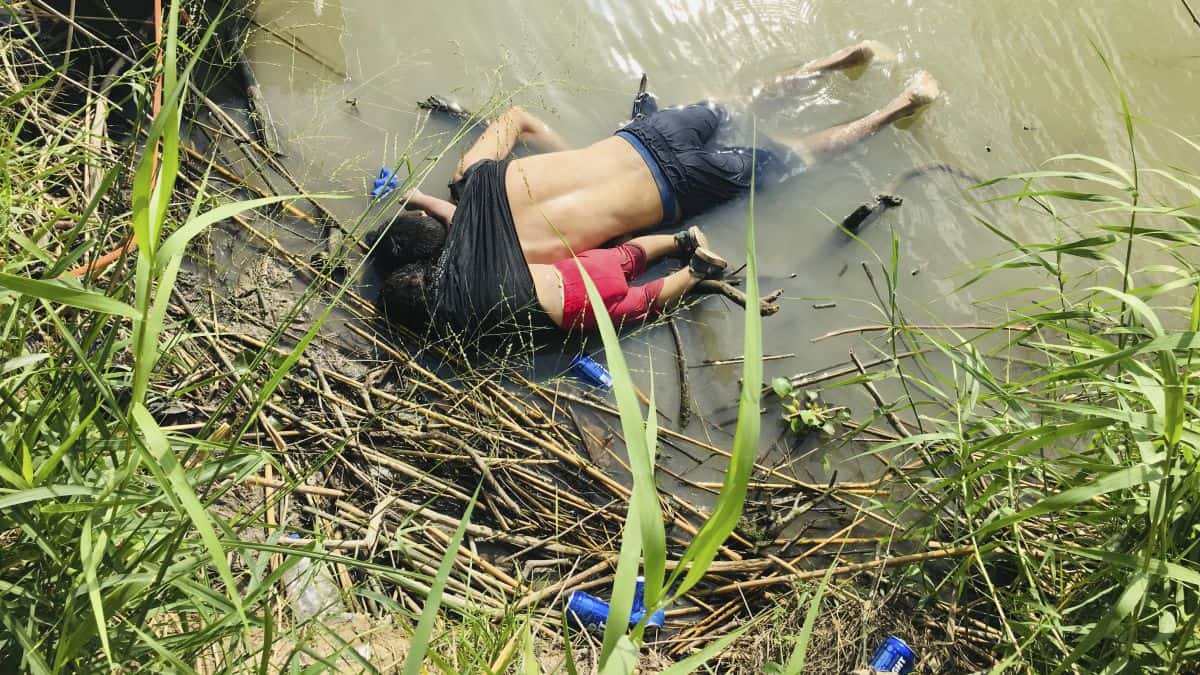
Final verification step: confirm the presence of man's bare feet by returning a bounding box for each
[858,40,897,65]
[904,70,941,109]
[802,40,892,73]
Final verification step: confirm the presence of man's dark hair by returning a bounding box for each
[379,262,434,328]
[370,212,447,270]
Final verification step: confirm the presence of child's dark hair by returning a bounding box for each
[369,212,447,270]
[379,262,434,328]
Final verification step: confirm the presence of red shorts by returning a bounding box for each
[553,244,666,331]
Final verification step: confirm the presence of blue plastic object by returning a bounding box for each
[371,167,400,199]
[868,636,916,674]
[571,354,613,390]
[565,576,665,633]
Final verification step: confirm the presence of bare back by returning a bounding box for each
[505,136,663,264]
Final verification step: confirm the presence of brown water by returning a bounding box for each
[245,1,1200,486]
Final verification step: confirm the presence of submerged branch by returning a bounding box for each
[812,321,1032,342]
[1184,0,1200,28]
[693,279,782,316]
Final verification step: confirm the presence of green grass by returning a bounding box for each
[848,82,1200,672]
[13,3,1200,672]
[576,124,771,674]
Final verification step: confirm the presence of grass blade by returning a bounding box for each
[782,566,833,674]
[131,404,246,625]
[0,273,136,318]
[402,485,481,675]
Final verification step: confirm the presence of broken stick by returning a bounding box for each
[694,280,782,316]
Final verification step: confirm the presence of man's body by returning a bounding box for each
[384,42,941,335]
[407,41,938,260]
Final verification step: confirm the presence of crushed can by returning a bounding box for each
[565,590,610,632]
[370,167,399,199]
[565,576,665,633]
[868,636,916,674]
[571,354,613,390]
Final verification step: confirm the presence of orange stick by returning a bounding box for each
[68,2,163,279]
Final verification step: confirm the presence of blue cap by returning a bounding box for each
[868,636,916,674]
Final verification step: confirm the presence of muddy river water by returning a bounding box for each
[244,1,1200,487]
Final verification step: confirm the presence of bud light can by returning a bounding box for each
[565,577,666,633]
[869,636,915,674]
[565,590,610,632]
[571,354,613,390]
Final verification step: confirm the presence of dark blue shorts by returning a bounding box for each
[616,101,804,219]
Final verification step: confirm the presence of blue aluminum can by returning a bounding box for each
[571,354,613,390]
[869,636,916,674]
[564,577,666,632]
[565,590,610,632]
[631,577,666,629]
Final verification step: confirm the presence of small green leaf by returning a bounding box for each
[1159,609,1178,637]
[772,377,792,397]
[0,273,136,318]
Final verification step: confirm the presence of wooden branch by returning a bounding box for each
[1184,0,1200,28]
[812,322,1032,343]
[235,50,283,155]
[850,348,912,438]
[667,317,692,428]
[693,280,782,316]
[704,545,974,595]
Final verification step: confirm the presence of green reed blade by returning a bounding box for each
[0,273,136,318]
[402,486,480,675]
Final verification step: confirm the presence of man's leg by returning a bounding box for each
[751,40,893,102]
[781,71,940,165]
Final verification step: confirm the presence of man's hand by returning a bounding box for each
[454,106,570,181]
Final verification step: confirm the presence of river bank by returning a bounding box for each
[4,2,1200,673]
[0,5,950,672]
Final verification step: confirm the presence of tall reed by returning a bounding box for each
[0,4,316,670]
[570,136,769,674]
[862,86,1200,672]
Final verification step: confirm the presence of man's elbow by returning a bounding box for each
[502,106,537,133]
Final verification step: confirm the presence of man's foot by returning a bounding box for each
[903,70,941,110]
[801,40,893,74]
[688,247,728,280]
[673,226,709,258]
[858,40,897,65]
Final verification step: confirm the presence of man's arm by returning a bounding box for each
[453,106,570,182]
[405,188,457,227]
